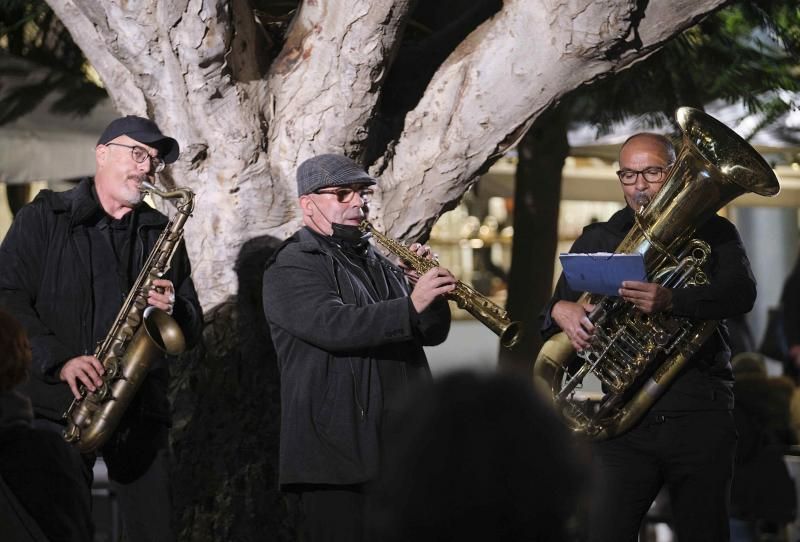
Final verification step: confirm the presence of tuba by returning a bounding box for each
[533,107,779,440]
[360,220,522,348]
[63,182,194,453]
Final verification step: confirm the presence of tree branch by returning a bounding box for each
[263,0,413,198]
[377,0,726,240]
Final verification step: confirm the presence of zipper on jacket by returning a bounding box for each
[330,256,366,420]
[349,359,366,421]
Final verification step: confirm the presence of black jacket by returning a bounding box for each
[0,390,93,541]
[0,178,202,422]
[540,206,757,411]
[781,255,800,347]
[262,227,451,487]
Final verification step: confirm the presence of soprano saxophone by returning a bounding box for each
[63,181,194,453]
[360,220,522,348]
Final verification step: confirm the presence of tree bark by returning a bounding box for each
[47,0,726,306]
[499,105,569,373]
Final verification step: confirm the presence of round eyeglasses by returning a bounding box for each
[616,166,671,185]
[314,187,374,203]
[106,142,166,173]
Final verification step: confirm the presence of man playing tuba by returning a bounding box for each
[540,133,756,542]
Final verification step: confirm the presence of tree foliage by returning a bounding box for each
[0,0,105,123]
[569,1,800,136]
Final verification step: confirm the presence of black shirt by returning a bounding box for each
[540,206,757,411]
[87,187,136,348]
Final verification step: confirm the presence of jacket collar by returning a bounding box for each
[295,226,352,255]
[48,177,168,228]
[607,205,636,234]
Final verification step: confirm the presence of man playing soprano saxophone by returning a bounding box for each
[0,116,202,541]
[262,154,455,542]
[540,133,755,542]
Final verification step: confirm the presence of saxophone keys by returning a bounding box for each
[93,382,113,402]
[104,356,122,380]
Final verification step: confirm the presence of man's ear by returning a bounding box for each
[299,195,314,217]
[95,144,107,167]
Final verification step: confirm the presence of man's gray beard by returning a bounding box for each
[123,175,146,206]
[125,191,144,206]
[122,187,144,206]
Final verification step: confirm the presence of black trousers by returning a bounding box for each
[588,410,737,542]
[297,484,365,542]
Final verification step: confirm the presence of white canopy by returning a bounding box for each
[0,98,116,185]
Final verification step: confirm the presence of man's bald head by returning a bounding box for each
[619,133,676,164]
[617,133,676,211]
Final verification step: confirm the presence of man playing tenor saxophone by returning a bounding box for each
[540,133,756,542]
[0,116,202,541]
[262,154,455,542]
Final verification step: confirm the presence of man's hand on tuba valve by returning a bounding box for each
[552,300,596,351]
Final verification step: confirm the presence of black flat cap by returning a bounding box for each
[97,115,180,164]
[296,154,376,196]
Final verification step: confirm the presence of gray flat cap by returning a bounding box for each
[297,154,376,196]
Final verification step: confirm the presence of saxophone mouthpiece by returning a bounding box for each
[141,181,156,193]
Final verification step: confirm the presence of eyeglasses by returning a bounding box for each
[105,142,166,173]
[314,187,374,203]
[616,166,671,185]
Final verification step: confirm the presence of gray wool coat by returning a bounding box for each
[262,227,451,487]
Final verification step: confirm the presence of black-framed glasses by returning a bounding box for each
[106,142,166,173]
[616,165,671,185]
[314,187,374,203]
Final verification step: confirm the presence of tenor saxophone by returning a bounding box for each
[360,220,522,348]
[63,181,194,453]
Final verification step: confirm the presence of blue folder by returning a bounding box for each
[559,252,647,297]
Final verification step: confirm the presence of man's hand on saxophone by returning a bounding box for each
[395,242,456,313]
[410,268,456,314]
[398,242,436,284]
[147,278,177,315]
[59,355,105,400]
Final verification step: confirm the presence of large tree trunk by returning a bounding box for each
[47,0,727,306]
[499,105,569,373]
[168,235,291,540]
[43,1,728,539]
